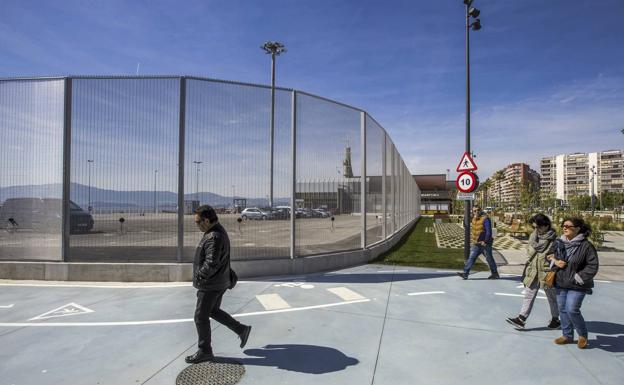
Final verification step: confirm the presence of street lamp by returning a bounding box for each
[461,0,482,261]
[87,159,94,212]
[193,160,203,203]
[153,169,158,214]
[261,41,286,208]
[590,165,596,216]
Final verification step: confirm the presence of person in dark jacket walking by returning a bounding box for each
[506,214,560,329]
[548,217,599,349]
[185,205,252,364]
[456,205,499,280]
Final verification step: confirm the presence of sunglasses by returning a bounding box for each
[561,224,577,229]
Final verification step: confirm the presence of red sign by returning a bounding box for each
[456,171,477,193]
[456,152,478,172]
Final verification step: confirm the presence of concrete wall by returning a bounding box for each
[0,218,417,282]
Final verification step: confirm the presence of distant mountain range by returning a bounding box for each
[0,183,288,209]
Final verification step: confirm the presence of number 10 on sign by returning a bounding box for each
[456,172,477,193]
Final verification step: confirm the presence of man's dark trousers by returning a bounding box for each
[195,289,245,354]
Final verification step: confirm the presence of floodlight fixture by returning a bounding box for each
[468,7,480,18]
[472,19,482,31]
[261,41,286,56]
[463,0,473,5]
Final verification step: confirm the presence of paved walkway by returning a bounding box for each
[433,223,524,250]
[1,264,623,385]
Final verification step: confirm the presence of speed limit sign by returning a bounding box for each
[456,171,477,193]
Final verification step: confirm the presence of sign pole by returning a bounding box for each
[464,2,472,262]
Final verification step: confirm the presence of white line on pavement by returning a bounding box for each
[0,299,370,327]
[327,287,366,301]
[407,291,445,296]
[255,294,291,310]
[376,270,408,273]
[0,304,15,309]
[595,280,612,283]
[0,282,253,289]
[495,292,546,299]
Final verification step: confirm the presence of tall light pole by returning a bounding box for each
[87,159,94,212]
[262,41,286,208]
[462,0,481,261]
[193,160,202,203]
[590,165,596,216]
[153,169,158,214]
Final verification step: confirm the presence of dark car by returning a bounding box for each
[0,198,94,233]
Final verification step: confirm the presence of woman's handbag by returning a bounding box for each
[544,271,556,288]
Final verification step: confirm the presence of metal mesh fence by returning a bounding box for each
[0,77,419,262]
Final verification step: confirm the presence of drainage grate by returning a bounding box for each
[176,358,245,385]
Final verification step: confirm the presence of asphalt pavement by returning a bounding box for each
[1,263,622,385]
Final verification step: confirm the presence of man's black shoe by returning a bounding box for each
[239,325,252,348]
[456,272,468,280]
[185,350,215,364]
[547,318,561,329]
[488,273,500,279]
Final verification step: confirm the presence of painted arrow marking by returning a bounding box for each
[29,303,94,321]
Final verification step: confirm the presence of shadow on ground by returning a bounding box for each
[587,321,624,353]
[221,344,359,374]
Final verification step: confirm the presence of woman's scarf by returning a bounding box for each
[529,228,557,253]
[557,233,585,262]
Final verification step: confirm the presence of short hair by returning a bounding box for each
[561,217,592,237]
[195,205,218,223]
[529,213,552,228]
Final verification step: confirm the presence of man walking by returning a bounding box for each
[185,205,252,364]
[457,205,500,280]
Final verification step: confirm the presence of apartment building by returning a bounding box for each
[482,163,540,207]
[540,150,623,202]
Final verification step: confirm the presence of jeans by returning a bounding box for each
[464,243,498,275]
[195,289,245,354]
[556,288,587,339]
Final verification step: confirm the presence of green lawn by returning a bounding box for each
[372,217,487,271]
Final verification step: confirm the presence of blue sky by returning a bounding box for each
[1,0,623,182]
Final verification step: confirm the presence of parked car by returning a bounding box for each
[240,207,276,220]
[0,198,94,233]
[312,208,331,218]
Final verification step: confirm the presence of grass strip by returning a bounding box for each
[372,217,487,271]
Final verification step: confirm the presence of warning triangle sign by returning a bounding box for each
[28,303,95,321]
[456,152,478,172]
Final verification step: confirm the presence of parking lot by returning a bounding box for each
[0,213,388,261]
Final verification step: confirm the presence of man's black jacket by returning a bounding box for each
[193,223,232,291]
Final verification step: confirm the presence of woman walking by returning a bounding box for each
[506,214,560,329]
[548,217,599,349]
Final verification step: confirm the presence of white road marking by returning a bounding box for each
[0,304,15,309]
[500,273,522,277]
[256,294,291,310]
[595,280,612,283]
[495,293,546,299]
[407,291,445,296]
[376,270,408,273]
[0,299,370,327]
[327,287,365,301]
[273,282,314,289]
[29,303,95,321]
[0,281,252,289]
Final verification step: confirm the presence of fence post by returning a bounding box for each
[62,77,72,262]
[176,77,186,263]
[382,133,386,240]
[361,112,367,249]
[290,91,297,259]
